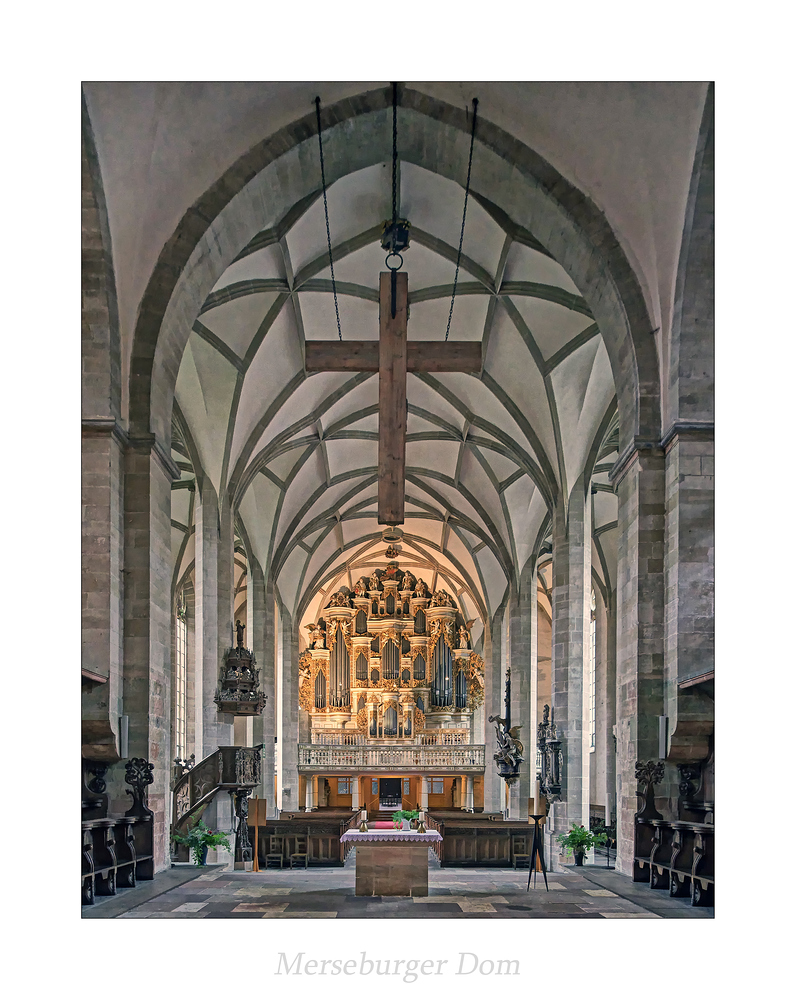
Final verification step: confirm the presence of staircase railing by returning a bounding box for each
[171,746,262,854]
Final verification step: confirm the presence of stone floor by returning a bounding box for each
[83,860,714,919]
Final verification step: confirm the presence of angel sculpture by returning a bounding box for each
[458,619,475,648]
[305,622,326,649]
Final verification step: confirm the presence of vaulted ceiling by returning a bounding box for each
[85,83,708,640]
[170,157,616,635]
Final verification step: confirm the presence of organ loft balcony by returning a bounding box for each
[298,556,486,778]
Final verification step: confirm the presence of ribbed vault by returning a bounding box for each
[171,152,618,632]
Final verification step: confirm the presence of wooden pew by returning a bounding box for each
[632,760,714,907]
[81,758,155,906]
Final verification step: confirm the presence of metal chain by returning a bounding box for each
[314,97,343,342]
[444,98,478,342]
[391,82,398,231]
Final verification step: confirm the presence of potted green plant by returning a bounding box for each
[172,821,232,866]
[557,824,606,866]
[391,809,420,831]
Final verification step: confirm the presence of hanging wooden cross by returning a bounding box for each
[309,89,480,525]
[304,272,481,524]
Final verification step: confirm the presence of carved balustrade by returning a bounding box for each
[298,743,485,772]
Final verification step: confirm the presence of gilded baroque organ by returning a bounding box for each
[298,560,484,741]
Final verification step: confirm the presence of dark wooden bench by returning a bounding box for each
[633,760,714,907]
[82,758,155,906]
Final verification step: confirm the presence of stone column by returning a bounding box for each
[549,477,591,845]
[592,586,618,826]
[276,601,299,813]
[529,563,539,797]
[465,775,474,811]
[183,579,197,760]
[81,99,125,765]
[508,573,534,823]
[122,439,178,870]
[194,480,234,758]
[248,557,276,815]
[351,774,360,810]
[483,606,505,814]
[305,774,315,811]
[664,429,714,769]
[82,425,125,762]
[611,447,666,875]
[661,83,714,809]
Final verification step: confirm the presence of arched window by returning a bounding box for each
[175,596,187,759]
[355,609,367,634]
[355,651,368,681]
[413,654,426,680]
[414,608,426,634]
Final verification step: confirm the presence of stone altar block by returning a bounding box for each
[340,830,443,896]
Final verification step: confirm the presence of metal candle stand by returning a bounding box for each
[526,814,549,892]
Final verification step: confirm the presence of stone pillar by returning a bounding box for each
[591,586,618,826]
[305,774,315,811]
[195,480,234,758]
[508,573,534,823]
[82,425,125,761]
[483,606,505,814]
[549,478,591,844]
[611,447,666,875]
[183,579,198,761]
[122,440,178,870]
[249,557,276,815]
[233,716,252,746]
[529,563,539,796]
[664,429,714,768]
[661,83,714,802]
[465,775,474,811]
[81,98,125,765]
[352,774,360,809]
[276,601,299,813]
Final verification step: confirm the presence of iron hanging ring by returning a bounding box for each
[385,251,403,271]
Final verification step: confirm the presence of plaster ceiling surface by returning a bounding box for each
[166,154,629,629]
[117,84,705,636]
[82,81,707,425]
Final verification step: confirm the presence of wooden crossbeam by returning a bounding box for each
[304,271,483,525]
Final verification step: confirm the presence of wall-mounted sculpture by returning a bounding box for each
[538,704,562,802]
